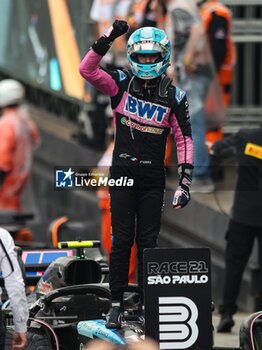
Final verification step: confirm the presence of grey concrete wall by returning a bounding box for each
[23,127,102,242]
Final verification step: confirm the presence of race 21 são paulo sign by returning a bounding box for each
[143,248,212,349]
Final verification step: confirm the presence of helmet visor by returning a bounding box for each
[127,41,168,57]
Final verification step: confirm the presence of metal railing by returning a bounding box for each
[220,1,262,132]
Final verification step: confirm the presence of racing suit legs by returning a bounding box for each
[109,187,164,301]
[100,196,137,283]
[219,220,262,315]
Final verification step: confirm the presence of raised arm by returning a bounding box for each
[79,20,129,97]
[79,49,119,97]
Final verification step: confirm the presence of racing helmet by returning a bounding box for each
[127,27,171,80]
[239,311,262,350]
[0,79,24,108]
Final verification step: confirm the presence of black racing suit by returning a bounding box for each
[212,124,262,314]
[79,44,194,301]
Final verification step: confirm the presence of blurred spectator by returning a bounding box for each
[128,0,167,32]
[96,141,137,283]
[0,227,29,350]
[210,123,262,332]
[90,0,132,68]
[0,79,40,212]
[165,0,215,192]
[84,338,159,350]
[198,0,236,145]
[150,0,167,29]
[198,0,236,108]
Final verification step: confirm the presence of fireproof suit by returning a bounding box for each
[79,48,193,300]
[211,123,262,316]
[96,141,137,283]
[0,107,40,211]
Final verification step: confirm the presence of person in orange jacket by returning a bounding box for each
[96,141,137,284]
[0,79,40,212]
[128,0,167,32]
[199,0,236,108]
[197,0,236,144]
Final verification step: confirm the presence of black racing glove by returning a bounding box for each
[92,20,129,56]
[172,185,190,209]
[172,164,193,209]
[105,20,129,41]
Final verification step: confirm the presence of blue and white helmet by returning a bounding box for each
[127,27,171,80]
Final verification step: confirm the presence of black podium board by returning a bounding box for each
[144,248,212,349]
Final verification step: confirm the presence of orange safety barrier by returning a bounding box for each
[165,134,173,168]
[51,216,68,248]
[15,228,34,243]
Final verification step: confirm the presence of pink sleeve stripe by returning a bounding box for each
[170,115,193,165]
[79,49,119,97]
[177,135,193,165]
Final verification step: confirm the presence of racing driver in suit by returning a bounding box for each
[79,20,194,329]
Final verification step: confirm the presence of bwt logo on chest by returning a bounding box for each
[124,95,168,123]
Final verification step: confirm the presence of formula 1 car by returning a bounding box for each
[3,240,144,350]
[2,219,262,350]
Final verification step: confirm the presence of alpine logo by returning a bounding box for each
[125,95,168,123]
[175,87,186,104]
[158,296,198,349]
[117,69,127,81]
